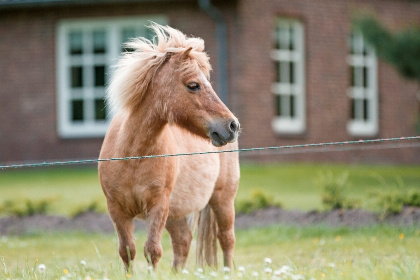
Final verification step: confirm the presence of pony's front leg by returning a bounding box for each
[110,210,136,270]
[143,190,170,269]
[209,195,236,269]
[165,217,193,270]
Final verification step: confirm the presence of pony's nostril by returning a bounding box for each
[229,120,239,133]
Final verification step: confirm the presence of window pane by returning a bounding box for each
[71,66,83,88]
[94,65,106,87]
[349,34,354,54]
[351,98,364,121]
[362,40,368,56]
[145,27,155,41]
[350,66,355,86]
[274,26,281,50]
[353,66,362,87]
[350,99,356,120]
[72,100,84,121]
[121,28,136,52]
[93,30,106,54]
[280,61,290,83]
[289,25,295,50]
[289,62,295,84]
[275,95,292,117]
[275,94,282,117]
[278,26,289,50]
[363,66,368,88]
[290,94,295,117]
[69,31,83,55]
[122,28,136,42]
[274,61,280,83]
[353,35,363,54]
[95,99,107,120]
[363,99,369,121]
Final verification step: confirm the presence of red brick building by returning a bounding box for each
[0,0,419,164]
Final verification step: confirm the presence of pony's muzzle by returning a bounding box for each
[209,119,240,147]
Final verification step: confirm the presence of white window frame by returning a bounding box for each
[271,19,306,134]
[347,32,378,137]
[56,16,166,138]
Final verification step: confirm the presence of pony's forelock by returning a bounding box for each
[107,23,212,114]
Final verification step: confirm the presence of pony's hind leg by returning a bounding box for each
[165,217,193,270]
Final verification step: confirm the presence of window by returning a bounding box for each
[271,19,305,134]
[56,16,166,138]
[347,32,378,136]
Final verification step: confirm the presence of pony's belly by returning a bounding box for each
[168,153,220,219]
[168,182,217,218]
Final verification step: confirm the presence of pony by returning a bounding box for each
[98,23,240,271]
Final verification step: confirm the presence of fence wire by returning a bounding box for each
[0,136,419,170]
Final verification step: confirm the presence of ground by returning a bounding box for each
[0,207,419,235]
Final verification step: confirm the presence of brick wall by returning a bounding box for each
[0,0,419,164]
[233,0,420,163]
[0,1,224,163]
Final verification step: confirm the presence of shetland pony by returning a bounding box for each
[98,23,240,271]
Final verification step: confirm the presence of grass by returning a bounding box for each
[0,225,419,279]
[238,163,420,211]
[0,166,106,216]
[1,163,419,215]
[0,163,419,279]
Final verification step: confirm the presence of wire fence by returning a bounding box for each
[0,136,419,170]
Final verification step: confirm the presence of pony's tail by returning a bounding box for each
[193,204,218,267]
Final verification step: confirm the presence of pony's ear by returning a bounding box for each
[177,47,193,61]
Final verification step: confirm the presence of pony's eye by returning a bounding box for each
[186,82,201,92]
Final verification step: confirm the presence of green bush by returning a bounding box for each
[71,199,105,217]
[315,171,359,210]
[235,190,281,214]
[370,190,404,218]
[406,190,420,207]
[369,175,420,219]
[0,197,56,217]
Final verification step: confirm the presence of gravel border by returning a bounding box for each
[1,207,419,235]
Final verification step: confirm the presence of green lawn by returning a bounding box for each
[0,163,419,279]
[0,163,419,215]
[0,166,105,216]
[238,163,420,210]
[0,225,419,279]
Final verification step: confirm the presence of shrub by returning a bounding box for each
[0,197,56,217]
[71,199,105,217]
[236,190,281,214]
[407,190,420,207]
[315,171,359,210]
[369,175,420,219]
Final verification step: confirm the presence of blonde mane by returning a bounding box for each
[107,23,212,114]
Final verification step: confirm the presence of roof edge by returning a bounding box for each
[0,0,190,10]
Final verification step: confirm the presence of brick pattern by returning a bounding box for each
[0,0,419,164]
[234,0,420,163]
[0,2,219,163]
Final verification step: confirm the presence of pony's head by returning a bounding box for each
[107,23,239,146]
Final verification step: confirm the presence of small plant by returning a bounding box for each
[315,171,358,210]
[406,190,420,206]
[370,175,420,219]
[235,190,281,214]
[72,199,105,217]
[0,197,56,217]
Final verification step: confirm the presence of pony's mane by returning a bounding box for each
[107,23,212,114]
